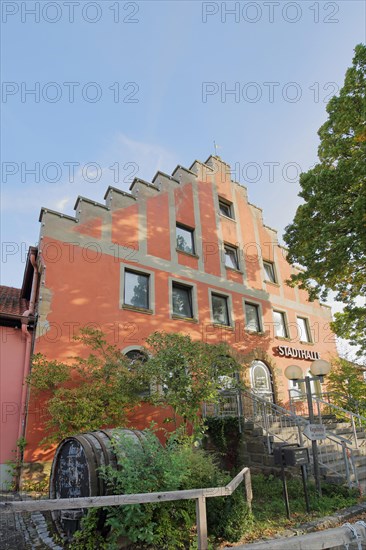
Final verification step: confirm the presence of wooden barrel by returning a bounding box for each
[49,428,150,540]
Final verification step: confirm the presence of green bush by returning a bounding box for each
[95,428,250,549]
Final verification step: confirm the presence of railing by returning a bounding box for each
[242,389,359,488]
[289,388,366,449]
[204,390,359,488]
[0,467,253,550]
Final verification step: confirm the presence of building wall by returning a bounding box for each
[0,327,27,488]
[24,156,338,466]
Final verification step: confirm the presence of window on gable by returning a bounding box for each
[172,283,193,318]
[263,261,277,283]
[224,244,239,270]
[297,317,312,343]
[219,198,234,219]
[212,293,230,326]
[245,302,261,332]
[273,310,289,338]
[124,270,149,309]
[176,224,195,255]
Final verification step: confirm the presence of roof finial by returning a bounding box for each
[213,140,221,158]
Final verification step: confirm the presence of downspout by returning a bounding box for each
[18,252,39,464]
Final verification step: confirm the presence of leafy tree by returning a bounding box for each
[284,44,366,356]
[326,357,366,417]
[27,328,148,444]
[141,331,242,436]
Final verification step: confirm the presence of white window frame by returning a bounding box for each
[209,289,233,327]
[120,264,155,313]
[296,316,312,343]
[273,309,289,339]
[218,197,234,219]
[176,223,195,255]
[170,278,198,321]
[224,243,240,270]
[263,260,277,283]
[244,301,263,333]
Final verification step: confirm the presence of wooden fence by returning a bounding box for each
[0,466,252,550]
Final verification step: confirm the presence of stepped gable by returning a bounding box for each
[37,155,283,243]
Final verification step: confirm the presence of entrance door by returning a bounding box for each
[250,360,274,402]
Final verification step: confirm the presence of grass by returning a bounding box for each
[234,473,362,545]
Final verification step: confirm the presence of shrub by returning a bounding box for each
[95,428,250,549]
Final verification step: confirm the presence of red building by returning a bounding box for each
[0,248,38,488]
[22,155,338,478]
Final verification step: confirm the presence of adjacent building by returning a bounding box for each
[22,155,338,477]
[0,247,38,488]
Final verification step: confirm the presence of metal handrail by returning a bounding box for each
[289,387,366,449]
[203,389,359,487]
[240,389,358,488]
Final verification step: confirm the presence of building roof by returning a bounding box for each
[0,286,29,317]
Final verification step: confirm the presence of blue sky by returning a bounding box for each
[1,0,365,297]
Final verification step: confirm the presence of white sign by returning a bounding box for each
[277,346,320,361]
[303,424,327,441]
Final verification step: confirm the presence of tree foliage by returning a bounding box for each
[27,328,147,444]
[284,44,366,356]
[141,331,242,436]
[326,357,366,417]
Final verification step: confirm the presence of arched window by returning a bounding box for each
[124,349,150,397]
[250,360,274,402]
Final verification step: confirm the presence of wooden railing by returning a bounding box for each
[0,466,252,550]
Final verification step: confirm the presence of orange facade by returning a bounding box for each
[24,156,338,467]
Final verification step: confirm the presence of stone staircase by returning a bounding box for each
[205,391,366,489]
[241,417,366,488]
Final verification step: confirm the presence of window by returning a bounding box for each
[297,317,312,343]
[245,302,261,332]
[224,244,239,270]
[263,261,277,283]
[219,198,234,219]
[124,270,149,309]
[176,224,195,255]
[212,293,230,326]
[125,350,150,397]
[273,310,288,338]
[172,283,193,318]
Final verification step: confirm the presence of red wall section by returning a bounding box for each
[177,252,199,270]
[112,204,139,249]
[147,194,171,261]
[220,216,237,246]
[174,182,195,227]
[236,193,262,289]
[197,181,221,276]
